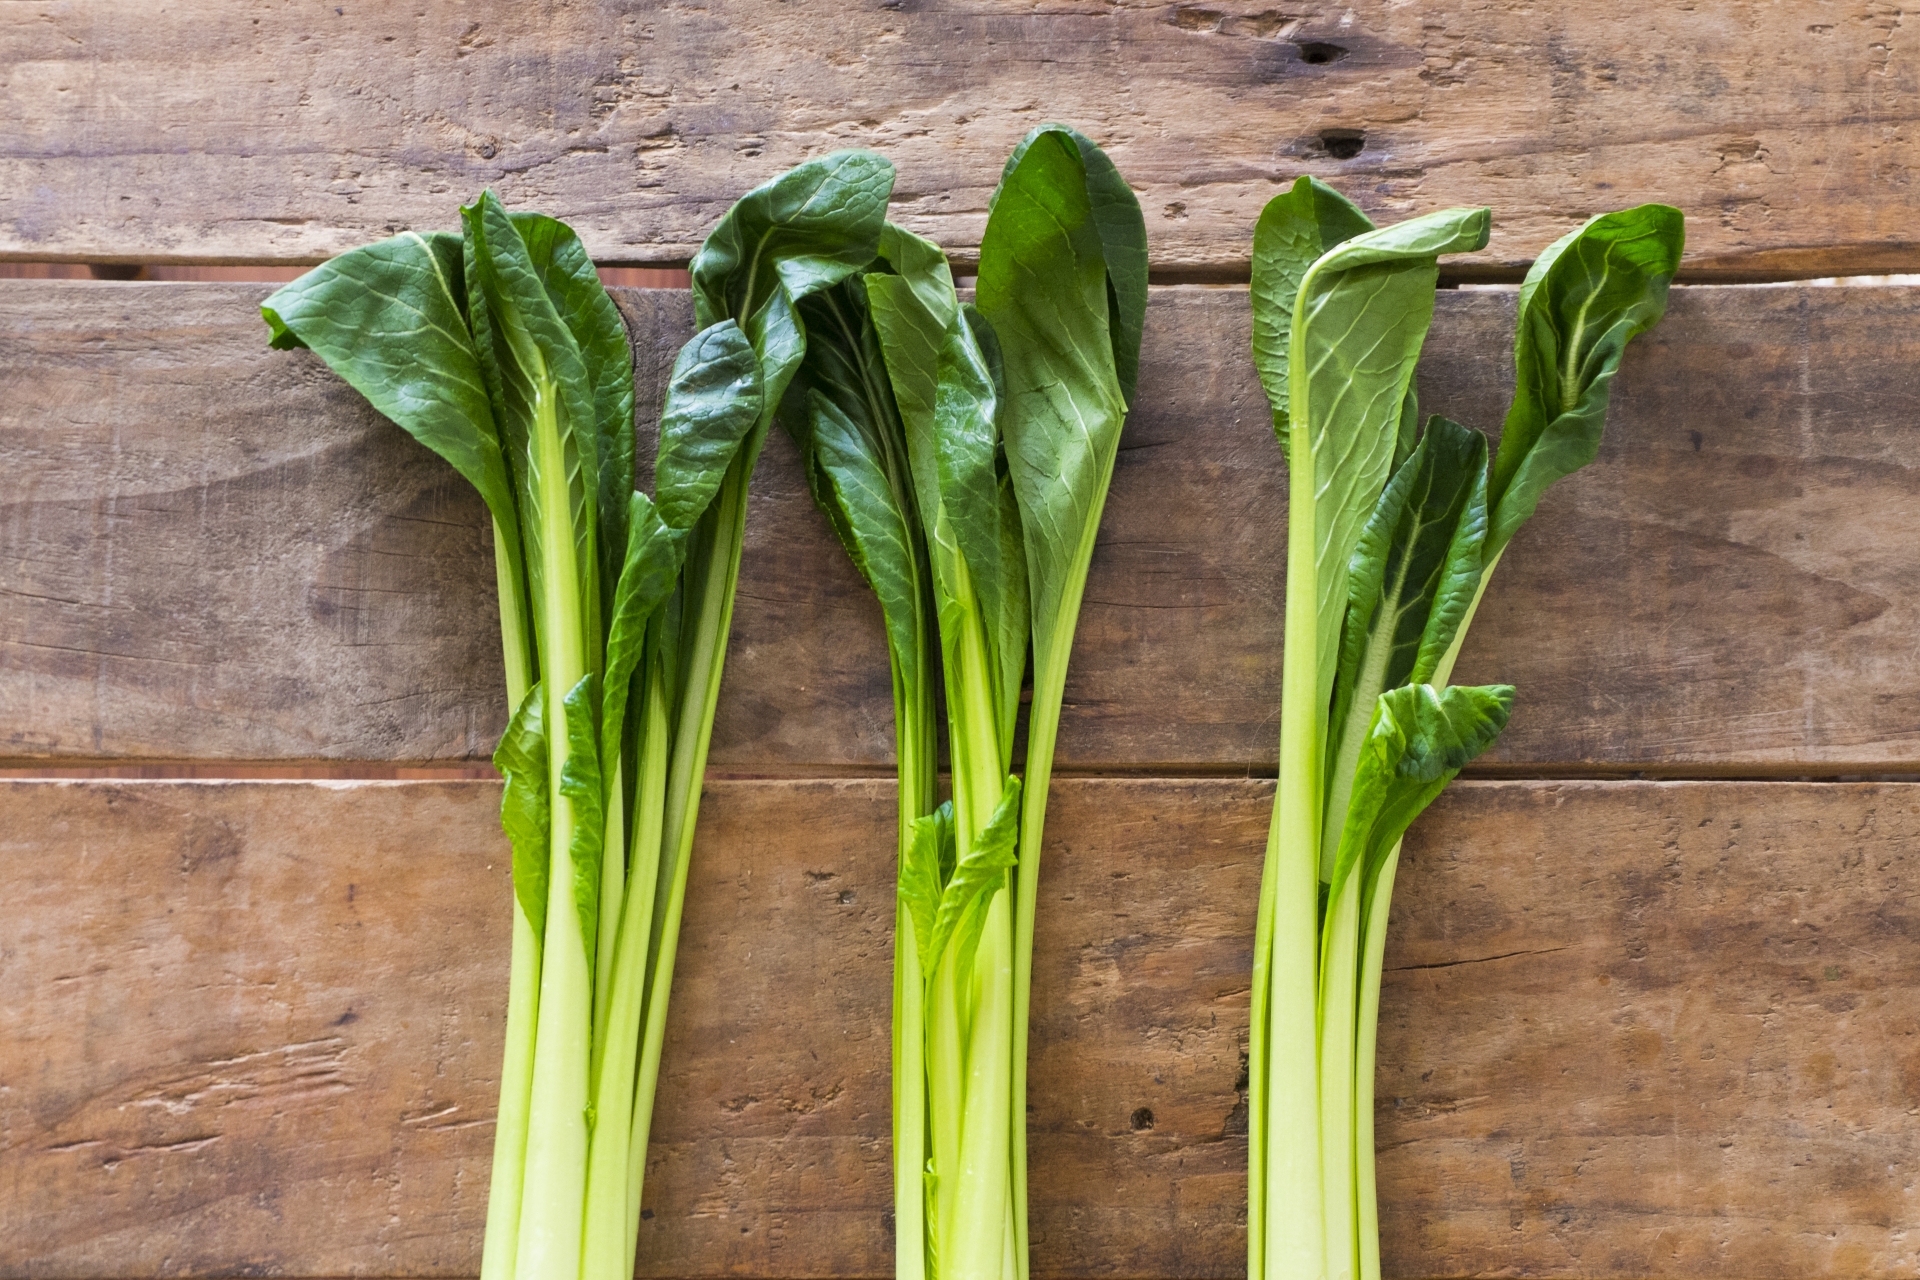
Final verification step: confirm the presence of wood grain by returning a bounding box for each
[3,778,1914,1278]
[4,2,1919,277]
[9,281,1920,772]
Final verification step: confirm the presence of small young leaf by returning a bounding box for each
[1329,683,1514,899]
[557,673,605,964]
[1489,204,1684,556]
[653,320,765,530]
[900,801,956,978]
[922,777,1023,983]
[493,683,550,942]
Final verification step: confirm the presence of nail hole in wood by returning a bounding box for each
[1296,41,1349,65]
[1130,1106,1155,1131]
[1321,129,1365,160]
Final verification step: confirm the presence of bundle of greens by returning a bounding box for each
[1243,182,1683,1280]
[261,153,892,1280]
[778,125,1146,1278]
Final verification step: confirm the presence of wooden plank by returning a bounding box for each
[9,282,1920,771]
[3,777,1914,1277]
[4,2,1919,277]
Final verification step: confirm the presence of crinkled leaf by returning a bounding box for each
[1329,683,1514,900]
[493,682,550,942]
[900,801,955,978]
[1491,204,1684,555]
[1289,206,1491,709]
[557,673,604,964]
[653,319,765,530]
[922,777,1023,982]
[1322,417,1488,876]
[689,150,895,463]
[1250,176,1373,450]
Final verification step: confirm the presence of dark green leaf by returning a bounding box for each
[509,212,636,610]
[1490,204,1684,555]
[493,682,550,942]
[261,230,522,561]
[689,150,895,463]
[600,491,685,765]
[558,673,604,965]
[653,320,765,530]
[1322,417,1488,875]
[462,192,603,642]
[1249,176,1374,450]
[976,128,1132,667]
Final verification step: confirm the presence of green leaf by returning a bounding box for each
[866,224,1028,742]
[1288,206,1492,709]
[976,127,1134,667]
[509,212,637,610]
[922,777,1022,982]
[796,386,926,690]
[260,230,525,578]
[900,801,955,978]
[1490,204,1684,556]
[652,320,765,530]
[1250,176,1374,450]
[493,683,550,942]
[1322,416,1488,876]
[463,192,604,642]
[689,150,895,457]
[1328,682,1513,899]
[558,673,605,965]
[599,491,685,766]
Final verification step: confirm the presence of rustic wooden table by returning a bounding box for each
[3,4,1916,1277]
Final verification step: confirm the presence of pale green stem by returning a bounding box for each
[480,519,537,1280]
[592,773,626,1055]
[581,651,670,1280]
[1318,879,1363,1280]
[1354,842,1401,1280]
[1263,415,1327,1280]
[950,893,1015,1280]
[625,448,753,1243]
[893,627,938,1280]
[515,382,593,1280]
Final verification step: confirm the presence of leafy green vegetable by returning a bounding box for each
[262,162,886,1280]
[777,125,1143,1280]
[1245,190,1681,1280]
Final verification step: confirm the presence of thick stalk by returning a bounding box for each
[515,385,594,1280]
[581,650,671,1280]
[941,593,1013,1277]
[893,655,938,1280]
[481,519,537,1280]
[625,447,753,1242]
[1262,424,1327,1280]
[1008,449,1115,1280]
[1317,880,1363,1280]
[1353,843,1401,1280]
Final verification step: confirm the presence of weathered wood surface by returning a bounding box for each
[9,281,1920,772]
[4,777,1914,1278]
[4,2,1918,277]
